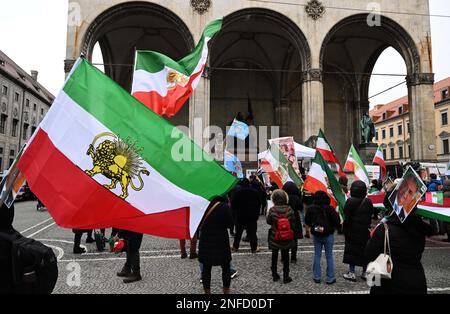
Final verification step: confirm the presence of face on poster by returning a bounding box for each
[270,137,299,173]
[388,167,427,223]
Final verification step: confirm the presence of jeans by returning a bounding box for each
[202,264,231,290]
[233,221,258,251]
[313,235,335,283]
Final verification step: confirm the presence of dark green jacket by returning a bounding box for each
[266,205,296,250]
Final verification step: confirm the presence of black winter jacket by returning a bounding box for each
[231,186,261,225]
[365,214,433,294]
[343,197,374,266]
[199,199,233,266]
[305,204,341,237]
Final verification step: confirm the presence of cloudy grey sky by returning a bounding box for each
[0,0,449,107]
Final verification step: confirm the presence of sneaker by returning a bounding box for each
[283,276,293,284]
[343,272,357,282]
[231,246,238,253]
[326,279,337,285]
[251,247,261,254]
[73,247,86,254]
[181,252,188,259]
[361,272,368,281]
[86,237,95,244]
[313,279,321,284]
[231,270,238,279]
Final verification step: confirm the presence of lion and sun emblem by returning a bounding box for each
[85,133,150,200]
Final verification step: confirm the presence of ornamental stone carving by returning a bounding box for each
[190,0,211,15]
[305,0,325,21]
[406,73,435,86]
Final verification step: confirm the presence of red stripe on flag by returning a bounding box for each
[18,129,191,239]
[133,65,205,118]
[303,176,338,208]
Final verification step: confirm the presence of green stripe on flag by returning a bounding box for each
[64,59,237,200]
[135,19,222,75]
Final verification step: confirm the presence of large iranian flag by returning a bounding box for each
[317,129,346,177]
[260,145,303,189]
[18,59,237,239]
[304,152,347,219]
[344,144,370,187]
[131,19,222,117]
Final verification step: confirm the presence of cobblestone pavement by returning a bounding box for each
[12,201,450,294]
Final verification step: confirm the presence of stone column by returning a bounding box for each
[302,69,324,143]
[407,73,437,162]
[189,70,210,148]
[276,98,290,137]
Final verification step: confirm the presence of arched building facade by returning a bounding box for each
[65,0,436,162]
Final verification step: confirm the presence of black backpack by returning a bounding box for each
[0,231,58,294]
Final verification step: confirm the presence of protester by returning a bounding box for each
[115,229,143,284]
[343,181,374,282]
[442,180,450,243]
[199,197,234,294]
[282,182,303,263]
[365,193,433,294]
[179,235,198,259]
[72,229,95,254]
[305,191,341,284]
[0,203,16,293]
[369,180,381,194]
[302,191,314,238]
[231,178,261,253]
[250,175,268,216]
[266,190,296,284]
[339,176,349,195]
[427,173,443,192]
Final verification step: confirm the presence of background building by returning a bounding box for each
[370,77,450,165]
[0,50,54,172]
[65,0,436,162]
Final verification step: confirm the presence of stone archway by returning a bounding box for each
[320,14,435,161]
[209,8,311,145]
[80,1,194,126]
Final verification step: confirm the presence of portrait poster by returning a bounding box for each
[388,167,427,223]
[269,137,299,174]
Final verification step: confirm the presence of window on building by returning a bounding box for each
[442,89,449,100]
[443,139,450,155]
[31,126,37,136]
[22,123,29,141]
[14,92,19,102]
[41,108,44,116]
[381,130,386,139]
[33,103,37,111]
[383,149,387,160]
[1,85,7,96]
[442,112,448,126]
[10,149,15,157]
[0,114,7,134]
[407,123,410,134]
[11,119,18,137]
[398,125,403,136]
[0,147,3,171]
[399,146,404,159]
[399,106,403,115]
[375,131,379,141]
[382,113,386,120]
[25,99,30,108]
[408,145,411,158]
[390,148,395,160]
[390,127,394,138]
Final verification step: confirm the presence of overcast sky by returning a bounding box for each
[0,0,449,108]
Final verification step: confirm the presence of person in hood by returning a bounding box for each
[282,182,303,263]
[343,181,374,282]
[0,203,17,294]
[427,173,442,192]
[365,196,433,294]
